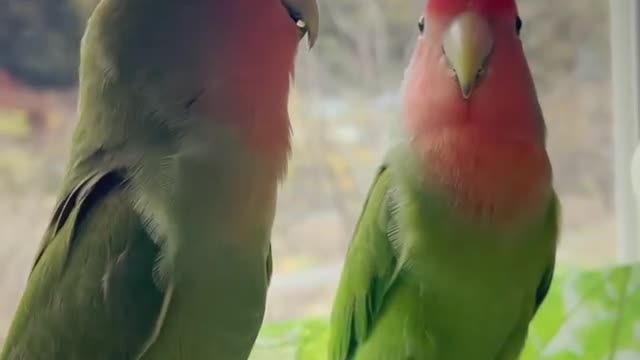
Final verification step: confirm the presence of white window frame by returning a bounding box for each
[610,0,640,262]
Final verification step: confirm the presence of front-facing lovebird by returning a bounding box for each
[0,0,318,359]
[328,0,559,359]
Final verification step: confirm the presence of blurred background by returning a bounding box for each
[0,0,618,343]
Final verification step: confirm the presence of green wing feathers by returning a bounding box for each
[0,171,164,360]
[328,168,559,360]
[328,167,399,360]
[534,195,561,316]
[32,170,126,272]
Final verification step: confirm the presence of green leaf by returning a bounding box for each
[252,263,640,359]
[521,263,640,359]
[250,318,329,360]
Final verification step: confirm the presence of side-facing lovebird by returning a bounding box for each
[0,0,318,359]
[328,0,559,359]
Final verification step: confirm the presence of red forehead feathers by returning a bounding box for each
[426,0,517,14]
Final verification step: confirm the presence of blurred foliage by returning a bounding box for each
[522,264,640,359]
[249,263,640,360]
[250,319,330,360]
[0,0,99,87]
[0,111,31,139]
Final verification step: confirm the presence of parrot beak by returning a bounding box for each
[442,12,494,99]
[282,0,319,49]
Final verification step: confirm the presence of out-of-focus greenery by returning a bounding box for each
[250,319,330,360]
[522,264,640,359]
[0,0,99,87]
[250,263,640,360]
[0,111,31,139]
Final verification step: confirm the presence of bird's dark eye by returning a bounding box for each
[418,16,425,34]
[285,6,308,36]
[515,16,522,36]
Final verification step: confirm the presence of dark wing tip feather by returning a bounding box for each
[32,170,128,273]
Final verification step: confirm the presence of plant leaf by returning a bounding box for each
[250,263,640,360]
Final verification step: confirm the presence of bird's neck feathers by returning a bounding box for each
[412,126,552,224]
[195,0,299,168]
[199,41,296,172]
[402,40,552,224]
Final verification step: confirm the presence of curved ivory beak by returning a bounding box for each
[282,0,319,49]
[442,12,494,99]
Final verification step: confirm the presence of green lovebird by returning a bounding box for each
[328,0,559,359]
[0,0,318,359]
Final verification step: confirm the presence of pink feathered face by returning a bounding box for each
[426,0,517,15]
